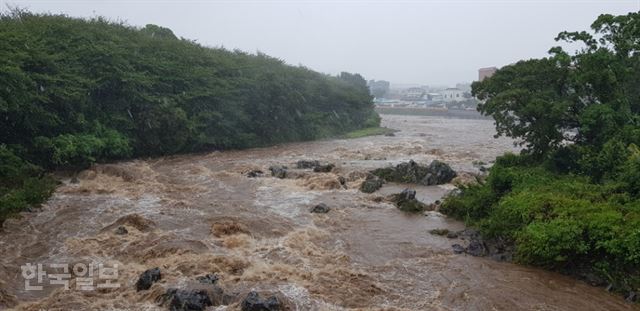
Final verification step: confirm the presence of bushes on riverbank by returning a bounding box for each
[442,154,640,293]
[0,10,377,222]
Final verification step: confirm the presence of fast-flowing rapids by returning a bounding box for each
[0,115,636,310]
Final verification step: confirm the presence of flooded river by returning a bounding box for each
[0,114,636,310]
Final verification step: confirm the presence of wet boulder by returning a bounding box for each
[164,288,213,311]
[465,239,487,257]
[389,189,428,212]
[310,203,330,213]
[429,228,450,236]
[371,160,456,185]
[359,174,384,193]
[451,244,465,254]
[241,291,281,311]
[296,160,320,169]
[313,163,335,173]
[136,267,161,291]
[195,274,219,285]
[421,160,457,185]
[246,170,264,178]
[268,166,287,179]
[115,226,128,235]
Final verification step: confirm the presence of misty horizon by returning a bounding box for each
[4,0,639,86]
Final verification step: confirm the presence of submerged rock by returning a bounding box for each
[313,163,335,173]
[422,160,457,185]
[136,267,161,291]
[195,274,219,285]
[310,203,330,213]
[241,291,281,311]
[429,228,450,236]
[466,239,487,257]
[268,166,287,179]
[371,159,456,185]
[164,288,213,311]
[452,244,465,254]
[246,170,264,178]
[360,174,384,193]
[114,226,128,235]
[296,160,320,169]
[389,189,428,212]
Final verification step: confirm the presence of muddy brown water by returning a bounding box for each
[0,115,636,310]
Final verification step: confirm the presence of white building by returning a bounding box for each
[441,88,465,102]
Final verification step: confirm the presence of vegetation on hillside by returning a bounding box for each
[0,10,378,223]
[442,12,640,297]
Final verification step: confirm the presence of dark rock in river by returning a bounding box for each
[429,228,450,236]
[451,229,510,259]
[296,160,320,169]
[164,288,213,311]
[360,174,385,193]
[313,163,335,173]
[371,159,456,185]
[310,203,330,213]
[115,226,128,235]
[195,274,219,285]
[446,231,458,239]
[422,160,457,185]
[389,189,428,212]
[465,239,487,257]
[241,291,281,311]
[246,170,264,178]
[136,267,161,291]
[268,166,287,179]
[452,244,465,254]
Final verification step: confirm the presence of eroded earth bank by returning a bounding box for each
[1,115,637,310]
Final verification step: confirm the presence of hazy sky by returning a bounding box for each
[4,0,640,86]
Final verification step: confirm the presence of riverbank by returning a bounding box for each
[376,107,491,120]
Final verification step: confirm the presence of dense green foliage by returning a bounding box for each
[0,10,377,222]
[0,145,56,224]
[444,12,640,295]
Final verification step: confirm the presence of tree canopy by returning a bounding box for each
[474,12,640,165]
[447,12,640,297]
[0,10,378,223]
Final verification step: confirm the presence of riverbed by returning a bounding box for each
[0,114,636,310]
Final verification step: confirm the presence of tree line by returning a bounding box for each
[0,10,378,223]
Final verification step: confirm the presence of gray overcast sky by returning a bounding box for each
[4,0,640,86]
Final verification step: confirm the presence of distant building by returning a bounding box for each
[441,88,465,102]
[425,93,443,102]
[478,67,498,81]
[402,87,426,100]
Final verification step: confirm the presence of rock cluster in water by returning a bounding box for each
[268,165,288,179]
[389,189,428,212]
[359,174,385,193]
[371,159,456,185]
